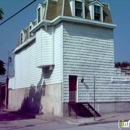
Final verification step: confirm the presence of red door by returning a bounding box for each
[69,75,77,102]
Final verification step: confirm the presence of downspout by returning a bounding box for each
[61,22,64,116]
[61,0,65,116]
[52,26,54,66]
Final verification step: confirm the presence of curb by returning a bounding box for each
[43,116,130,126]
[78,118,130,126]
[78,120,119,126]
[39,117,120,126]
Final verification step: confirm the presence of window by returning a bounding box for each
[94,5,100,20]
[38,8,41,23]
[89,1,103,21]
[21,33,23,43]
[75,1,82,17]
[29,22,34,37]
[30,26,32,30]
[29,26,32,37]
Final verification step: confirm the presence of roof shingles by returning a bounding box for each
[46,0,63,20]
[16,0,113,47]
[64,0,72,17]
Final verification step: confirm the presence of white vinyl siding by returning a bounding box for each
[62,22,130,102]
[36,27,53,68]
[10,23,63,89]
[44,24,63,84]
[15,42,42,88]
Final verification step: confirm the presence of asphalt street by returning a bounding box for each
[9,122,130,130]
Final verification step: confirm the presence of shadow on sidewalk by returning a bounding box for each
[0,111,33,121]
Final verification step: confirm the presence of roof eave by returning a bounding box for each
[59,16,117,29]
[13,36,36,53]
[31,16,116,33]
[17,16,116,53]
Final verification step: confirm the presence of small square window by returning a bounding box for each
[94,5,100,20]
[75,1,82,17]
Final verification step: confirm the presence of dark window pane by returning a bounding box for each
[75,1,82,9]
[75,9,82,17]
[94,5,100,20]
[21,33,23,43]
[94,5,100,13]
[75,1,82,17]
[38,8,41,23]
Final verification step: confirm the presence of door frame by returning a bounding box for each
[69,75,78,102]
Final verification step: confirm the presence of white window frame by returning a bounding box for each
[94,5,103,21]
[20,30,25,44]
[70,0,85,18]
[29,22,33,30]
[89,1,103,22]
[37,8,41,23]
[29,22,33,37]
[37,4,44,24]
[75,1,83,17]
[94,5,100,21]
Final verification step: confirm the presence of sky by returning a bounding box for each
[0,0,130,81]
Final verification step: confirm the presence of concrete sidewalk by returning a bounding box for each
[1,109,130,126]
[35,112,130,126]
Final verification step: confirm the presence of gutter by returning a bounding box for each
[31,16,116,33]
[57,16,116,28]
[15,16,116,53]
[13,36,36,53]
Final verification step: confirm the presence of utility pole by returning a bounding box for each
[94,76,95,121]
[6,51,11,109]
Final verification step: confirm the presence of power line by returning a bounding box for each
[0,0,37,26]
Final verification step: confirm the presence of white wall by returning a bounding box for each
[36,27,53,67]
[14,41,42,88]
[9,23,63,89]
[44,24,63,84]
[62,22,130,102]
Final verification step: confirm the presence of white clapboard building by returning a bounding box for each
[9,0,130,116]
